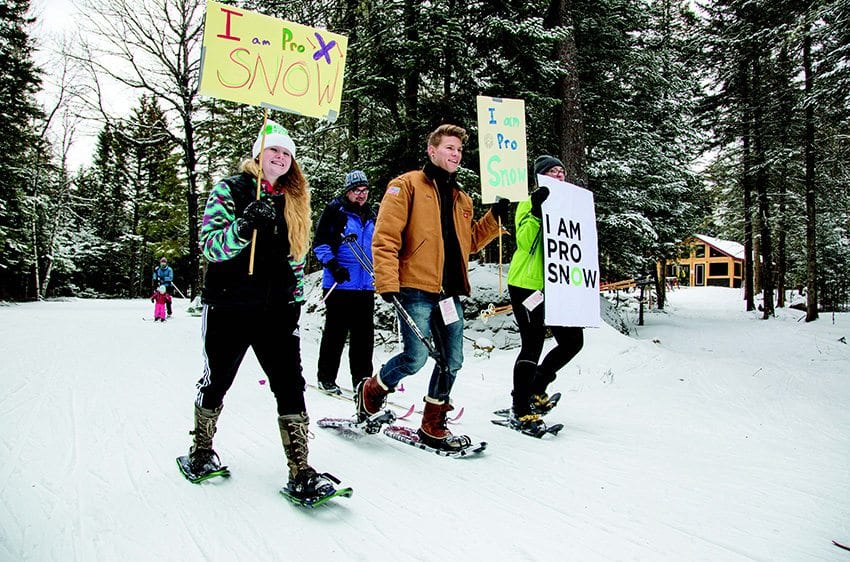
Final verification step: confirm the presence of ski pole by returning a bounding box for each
[341,233,374,276]
[321,282,338,304]
[342,233,447,371]
[170,283,187,299]
[388,293,448,371]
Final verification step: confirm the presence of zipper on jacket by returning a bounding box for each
[529,225,542,255]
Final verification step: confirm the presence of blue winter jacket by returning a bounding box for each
[153,265,173,287]
[313,196,376,291]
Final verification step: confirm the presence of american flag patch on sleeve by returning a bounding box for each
[387,186,401,195]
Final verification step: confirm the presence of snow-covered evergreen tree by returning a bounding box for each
[0,0,45,300]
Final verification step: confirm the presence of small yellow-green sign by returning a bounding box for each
[200,1,348,122]
[476,96,528,203]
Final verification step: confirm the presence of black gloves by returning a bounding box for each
[530,186,550,218]
[236,200,276,239]
[381,292,399,304]
[326,258,351,284]
[492,196,510,224]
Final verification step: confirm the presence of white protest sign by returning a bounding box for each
[539,174,601,327]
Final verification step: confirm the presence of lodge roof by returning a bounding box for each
[692,234,745,260]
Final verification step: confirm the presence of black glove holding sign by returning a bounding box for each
[492,196,511,224]
[236,200,276,239]
[530,187,550,219]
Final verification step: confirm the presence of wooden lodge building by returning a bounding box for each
[663,234,745,288]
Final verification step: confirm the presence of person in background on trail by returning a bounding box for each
[312,170,377,396]
[152,257,174,316]
[150,285,172,322]
[361,123,510,451]
[505,155,584,430]
[183,119,341,499]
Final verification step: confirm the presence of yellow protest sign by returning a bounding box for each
[199,1,348,122]
[476,96,528,203]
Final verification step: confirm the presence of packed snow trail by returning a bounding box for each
[0,289,848,561]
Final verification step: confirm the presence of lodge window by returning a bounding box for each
[709,247,725,258]
[709,262,728,276]
[734,262,742,277]
[694,245,705,258]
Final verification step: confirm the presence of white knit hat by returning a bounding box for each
[252,120,296,159]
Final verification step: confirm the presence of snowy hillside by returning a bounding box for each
[1,279,848,561]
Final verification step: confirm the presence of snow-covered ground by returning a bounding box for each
[1,282,848,561]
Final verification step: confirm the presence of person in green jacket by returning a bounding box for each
[505,155,584,430]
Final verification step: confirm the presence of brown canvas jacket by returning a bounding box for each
[372,169,501,296]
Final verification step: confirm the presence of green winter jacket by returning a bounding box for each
[506,198,545,291]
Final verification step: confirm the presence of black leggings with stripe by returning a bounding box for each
[195,303,307,416]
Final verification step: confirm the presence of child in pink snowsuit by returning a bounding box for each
[151,285,173,322]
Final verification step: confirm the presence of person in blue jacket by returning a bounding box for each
[152,257,174,316]
[312,170,377,395]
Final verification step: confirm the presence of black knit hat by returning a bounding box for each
[533,155,565,177]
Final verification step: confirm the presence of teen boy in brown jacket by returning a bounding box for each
[356,123,510,451]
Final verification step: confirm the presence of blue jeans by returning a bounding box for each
[379,288,464,402]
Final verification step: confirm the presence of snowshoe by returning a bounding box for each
[416,429,473,451]
[280,469,353,508]
[491,413,563,439]
[494,392,562,419]
[176,449,230,483]
[382,425,486,458]
[529,392,561,415]
[318,409,396,436]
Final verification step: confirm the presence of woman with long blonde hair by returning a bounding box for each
[178,120,347,503]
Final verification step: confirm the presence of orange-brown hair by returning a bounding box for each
[427,124,468,148]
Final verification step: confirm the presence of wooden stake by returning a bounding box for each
[498,217,503,297]
[248,108,269,276]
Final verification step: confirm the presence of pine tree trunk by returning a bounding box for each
[740,59,755,312]
[776,175,787,308]
[548,0,586,187]
[803,26,818,322]
[753,231,761,295]
[655,259,666,310]
[775,47,792,309]
[182,113,201,300]
[345,0,361,164]
[753,55,774,318]
[402,0,420,171]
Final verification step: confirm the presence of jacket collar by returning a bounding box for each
[423,161,457,188]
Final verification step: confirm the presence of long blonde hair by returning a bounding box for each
[240,158,312,260]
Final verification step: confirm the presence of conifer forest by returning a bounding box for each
[1,0,848,320]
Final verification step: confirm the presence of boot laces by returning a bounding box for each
[190,415,217,449]
[290,421,313,465]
